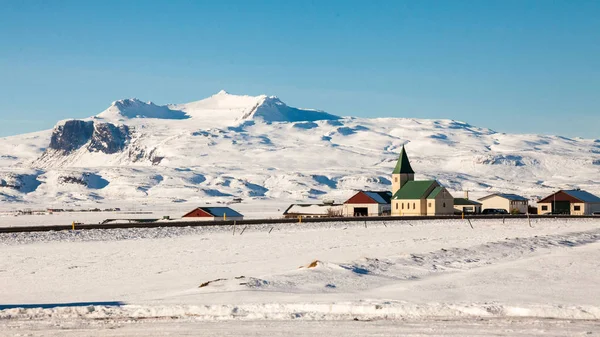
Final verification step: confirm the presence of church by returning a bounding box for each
[391,146,454,216]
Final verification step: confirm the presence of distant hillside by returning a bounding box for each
[0,90,598,207]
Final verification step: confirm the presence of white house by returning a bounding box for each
[478,193,529,214]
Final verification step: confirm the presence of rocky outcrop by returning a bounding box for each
[88,123,130,154]
[49,120,94,153]
[48,120,130,155]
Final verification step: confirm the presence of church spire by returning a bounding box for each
[392,145,415,174]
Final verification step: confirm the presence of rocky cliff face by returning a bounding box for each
[49,120,94,153]
[48,120,130,155]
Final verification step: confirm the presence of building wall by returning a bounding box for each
[378,204,391,215]
[454,205,482,214]
[391,173,414,196]
[570,202,584,216]
[509,200,529,214]
[343,203,381,217]
[392,199,424,216]
[183,209,212,218]
[480,196,511,212]
[432,189,455,215]
[589,203,600,214]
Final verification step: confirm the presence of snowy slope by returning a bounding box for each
[0,90,599,208]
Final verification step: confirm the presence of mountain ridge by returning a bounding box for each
[0,91,598,207]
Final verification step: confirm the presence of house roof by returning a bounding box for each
[185,207,243,218]
[392,145,415,174]
[363,191,392,204]
[542,190,600,203]
[427,186,444,200]
[283,203,342,215]
[454,198,482,206]
[393,180,438,200]
[563,190,600,203]
[479,193,528,202]
[344,191,392,204]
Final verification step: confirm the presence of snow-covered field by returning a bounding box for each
[0,200,290,228]
[1,218,600,335]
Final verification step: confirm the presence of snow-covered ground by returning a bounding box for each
[0,200,290,228]
[1,218,600,335]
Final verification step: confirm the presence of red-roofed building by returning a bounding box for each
[343,191,392,217]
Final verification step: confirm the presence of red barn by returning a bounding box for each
[342,191,392,217]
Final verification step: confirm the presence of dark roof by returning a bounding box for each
[563,190,600,203]
[198,207,243,217]
[479,193,528,201]
[427,186,444,200]
[393,180,438,200]
[392,145,415,174]
[363,191,392,204]
[454,198,482,206]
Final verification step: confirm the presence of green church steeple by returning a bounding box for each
[392,145,415,174]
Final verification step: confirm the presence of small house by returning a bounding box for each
[453,198,482,214]
[343,191,392,217]
[478,193,529,214]
[283,203,343,218]
[537,190,600,215]
[182,207,244,221]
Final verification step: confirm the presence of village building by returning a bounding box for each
[391,146,454,216]
[343,191,392,217]
[283,203,343,218]
[453,194,482,214]
[182,207,244,221]
[478,193,528,214]
[537,189,600,215]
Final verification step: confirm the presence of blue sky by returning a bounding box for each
[0,0,598,138]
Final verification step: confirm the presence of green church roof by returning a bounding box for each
[393,180,438,200]
[427,186,444,199]
[392,146,415,174]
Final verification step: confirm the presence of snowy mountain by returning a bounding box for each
[0,90,599,208]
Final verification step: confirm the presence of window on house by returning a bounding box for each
[413,202,416,209]
[443,202,446,207]
[428,203,432,207]
[402,203,404,209]
[541,205,548,211]
[574,206,581,211]
[394,177,398,182]
[395,203,398,210]
[408,203,410,209]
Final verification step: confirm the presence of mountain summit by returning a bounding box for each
[97,91,339,124]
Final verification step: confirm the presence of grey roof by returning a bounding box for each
[479,193,528,201]
[201,207,243,217]
[563,190,600,203]
[364,191,392,204]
